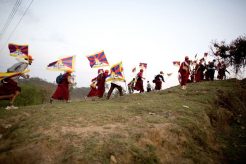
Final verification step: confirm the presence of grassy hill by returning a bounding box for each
[0,77,90,107]
[0,79,245,163]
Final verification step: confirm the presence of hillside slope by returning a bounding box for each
[0,79,245,163]
[0,77,89,107]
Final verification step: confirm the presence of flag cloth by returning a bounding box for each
[167,73,173,76]
[106,61,125,82]
[8,43,28,58]
[173,61,180,66]
[87,50,109,68]
[139,63,147,69]
[200,58,205,62]
[0,69,30,81]
[132,67,136,73]
[47,56,76,71]
[204,52,208,57]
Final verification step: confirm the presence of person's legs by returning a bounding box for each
[107,83,116,99]
[10,91,20,105]
[0,94,13,100]
[116,85,123,96]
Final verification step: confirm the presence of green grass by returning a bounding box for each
[0,79,245,163]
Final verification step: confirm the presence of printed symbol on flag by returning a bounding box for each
[106,61,125,82]
[8,43,28,58]
[47,56,75,71]
[87,51,109,68]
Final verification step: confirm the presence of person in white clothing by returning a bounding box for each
[107,80,124,99]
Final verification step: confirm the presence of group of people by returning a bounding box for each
[179,56,229,90]
[127,70,165,94]
[85,69,125,100]
[0,55,229,110]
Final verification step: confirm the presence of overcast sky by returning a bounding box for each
[0,0,246,89]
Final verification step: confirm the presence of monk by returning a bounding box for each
[153,71,165,90]
[85,80,97,100]
[195,60,205,82]
[134,69,145,93]
[95,69,108,98]
[50,70,72,103]
[179,56,190,90]
[0,55,33,110]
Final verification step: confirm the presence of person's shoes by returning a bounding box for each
[5,106,12,110]
[11,105,18,109]
[5,105,18,110]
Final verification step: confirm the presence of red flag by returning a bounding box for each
[8,43,28,58]
[87,50,109,68]
[173,61,180,66]
[204,52,208,57]
[47,56,76,71]
[132,67,136,73]
[106,61,125,82]
[139,63,147,69]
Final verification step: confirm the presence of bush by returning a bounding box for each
[0,84,48,107]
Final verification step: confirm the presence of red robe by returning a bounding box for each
[0,78,21,96]
[195,64,205,82]
[179,61,190,86]
[52,73,70,101]
[134,72,144,93]
[96,72,107,98]
[87,84,97,97]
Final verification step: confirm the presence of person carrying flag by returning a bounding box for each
[134,69,145,93]
[0,56,33,110]
[50,70,73,103]
[179,56,191,90]
[84,79,98,101]
[94,69,109,98]
[153,71,165,90]
[107,76,124,99]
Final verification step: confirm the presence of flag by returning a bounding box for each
[195,54,197,59]
[47,56,76,71]
[173,61,180,66]
[8,43,28,58]
[139,63,147,69]
[0,69,30,81]
[132,67,136,73]
[204,52,208,57]
[87,50,109,68]
[200,58,205,62]
[106,61,125,82]
[167,73,173,76]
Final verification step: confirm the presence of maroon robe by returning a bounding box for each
[96,72,107,98]
[0,78,21,96]
[87,84,97,97]
[195,63,205,82]
[134,72,144,93]
[179,61,190,86]
[52,73,70,101]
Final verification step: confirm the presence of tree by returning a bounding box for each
[211,35,246,74]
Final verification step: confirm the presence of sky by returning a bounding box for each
[0,0,246,89]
